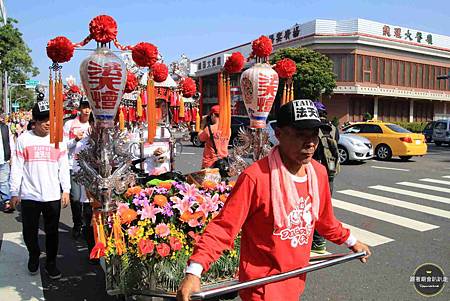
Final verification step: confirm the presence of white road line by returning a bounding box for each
[369,185,450,205]
[420,178,450,186]
[0,232,44,301]
[332,199,439,232]
[371,166,410,172]
[443,175,450,179]
[397,182,450,194]
[180,152,196,155]
[341,223,394,247]
[338,190,450,219]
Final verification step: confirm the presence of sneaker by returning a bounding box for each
[311,241,327,254]
[45,263,62,280]
[28,256,40,275]
[3,201,15,213]
[72,226,81,239]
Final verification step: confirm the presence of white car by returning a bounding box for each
[338,133,373,164]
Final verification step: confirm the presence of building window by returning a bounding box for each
[399,61,405,86]
[371,57,378,83]
[417,65,423,88]
[385,59,391,85]
[430,67,435,90]
[392,61,398,86]
[357,55,363,82]
[346,55,355,81]
[411,64,417,87]
[424,65,429,89]
[405,63,411,87]
[379,59,385,84]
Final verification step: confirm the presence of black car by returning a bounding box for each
[422,121,436,143]
[190,116,250,147]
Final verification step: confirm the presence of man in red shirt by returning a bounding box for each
[198,105,230,169]
[177,99,371,301]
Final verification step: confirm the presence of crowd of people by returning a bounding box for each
[0,95,371,300]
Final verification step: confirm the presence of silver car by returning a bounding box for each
[432,119,450,146]
[338,133,373,164]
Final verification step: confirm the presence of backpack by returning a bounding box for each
[318,125,340,177]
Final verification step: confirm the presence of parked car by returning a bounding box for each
[230,116,250,146]
[338,134,373,164]
[342,120,427,161]
[432,119,450,146]
[422,121,436,143]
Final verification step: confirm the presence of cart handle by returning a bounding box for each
[190,251,366,300]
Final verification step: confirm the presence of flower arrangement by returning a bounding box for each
[97,178,239,294]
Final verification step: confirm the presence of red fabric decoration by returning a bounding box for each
[274,58,297,79]
[46,36,74,63]
[152,63,169,83]
[124,71,138,93]
[132,42,158,67]
[89,15,118,44]
[251,35,273,58]
[224,52,245,74]
[179,77,196,98]
[69,85,81,94]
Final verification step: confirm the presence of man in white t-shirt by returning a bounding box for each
[63,99,91,239]
[10,100,71,279]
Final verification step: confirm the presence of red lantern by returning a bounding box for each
[240,63,279,128]
[224,52,245,74]
[80,48,126,128]
[46,36,75,63]
[124,71,138,93]
[274,58,297,79]
[152,63,169,83]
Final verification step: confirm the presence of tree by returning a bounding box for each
[271,47,336,101]
[0,18,39,111]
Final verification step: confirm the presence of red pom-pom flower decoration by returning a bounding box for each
[124,71,138,93]
[274,58,297,79]
[46,36,75,63]
[252,35,273,58]
[179,77,197,98]
[132,42,158,68]
[224,52,245,74]
[69,85,81,94]
[89,15,118,44]
[152,63,169,83]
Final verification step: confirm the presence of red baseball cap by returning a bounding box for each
[210,105,220,116]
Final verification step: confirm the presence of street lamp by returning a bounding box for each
[12,95,27,112]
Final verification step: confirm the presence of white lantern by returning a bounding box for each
[240,63,279,128]
[80,47,126,128]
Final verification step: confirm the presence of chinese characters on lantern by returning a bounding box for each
[382,25,433,45]
[256,73,278,113]
[87,61,124,110]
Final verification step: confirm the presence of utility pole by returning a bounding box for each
[0,0,8,114]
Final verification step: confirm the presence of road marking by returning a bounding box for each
[369,185,450,205]
[420,178,450,186]
[180,152,197,155]
[338,190,450,219]
[341,223,394,246]
[371,166,410,172]
[0,232,44,301]
[332,199,439,231]
[397,182,450,194]
[443,175,450,179]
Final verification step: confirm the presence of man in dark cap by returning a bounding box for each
[177,99,371,301]
[10,99,71,279]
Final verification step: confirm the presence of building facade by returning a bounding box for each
[192,19,450,124]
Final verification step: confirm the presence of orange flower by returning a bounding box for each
[219,194,228,203]
[195,195,205,205]
[120,208,138,225]
[228,181,236,188]
[180,211,205,223]
[153,195,168,207]
[202,180,216,190]
[125,186,142,197]
[158,181,172,190]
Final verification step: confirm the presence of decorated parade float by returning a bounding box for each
[46,15,365,300]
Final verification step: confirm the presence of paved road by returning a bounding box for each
[0,143,449,300]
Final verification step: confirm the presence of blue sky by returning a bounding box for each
[5,0,450,84]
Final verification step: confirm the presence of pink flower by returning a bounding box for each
[169,237,182,251]
[171,196,193,214]
[180,183,199,201]
[138,239,154,255]
[117,202,129,215]
[197,193,220,217]
[155,223,170,237]
[156,243,171,257]
[138,203,162,223]
[127,226,139,237]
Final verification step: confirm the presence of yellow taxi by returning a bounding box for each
[342,120,427,161]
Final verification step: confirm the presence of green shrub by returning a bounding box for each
[391,121,428,133]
